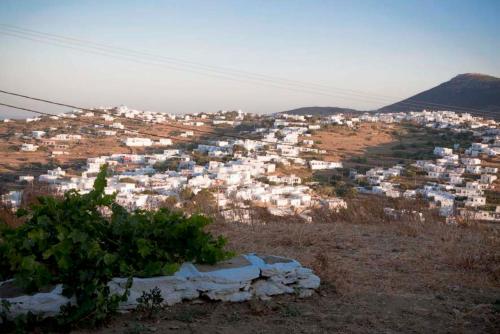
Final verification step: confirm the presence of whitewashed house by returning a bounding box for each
[465,196,486,207]
[434,147,453,157]
[309,160,342,170]
[19,175,34,183]
[124,137,153,147]
[156,138,173,146]
[32,131,46,139]
[20,143,38,152]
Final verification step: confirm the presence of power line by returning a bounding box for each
[0,27,476,113]
[0,89,492,153]
[0,90,350,154]
[0,24,493,115]
[1,23,393,99]
[0,99,354,159]
[0,24,400,101]
[0,29,381,106]
[0,88,481,169]
[2,23,489,114]
[0,102,194,145]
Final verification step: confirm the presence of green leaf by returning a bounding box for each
[162,263,180,275]
[137,239,152,257]
[103,253,117,266]
[69,230,88,243]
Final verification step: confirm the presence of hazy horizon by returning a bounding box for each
[1,0,499,119]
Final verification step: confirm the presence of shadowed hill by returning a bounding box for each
[379,73,500,119]
[280,106,364,116]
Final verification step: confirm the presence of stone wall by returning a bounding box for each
[0,254,320,320]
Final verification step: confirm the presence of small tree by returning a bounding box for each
[0,165,231,327]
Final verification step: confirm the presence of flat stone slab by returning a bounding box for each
[195,255,252,272]
[260,255,295,265]
[0,253,320,320]
[176,255,260,283]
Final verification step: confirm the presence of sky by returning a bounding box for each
[0,0,499,118]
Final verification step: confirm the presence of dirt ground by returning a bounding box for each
[79,215,500,334]
[310,123,396,161]
[0,116,217,192]
[310,122,477,169]
[0,115,215,172]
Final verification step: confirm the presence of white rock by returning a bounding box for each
[298,289,314,298]
[244,254,302,277]
[294,274,321,290]
[204,290,252,302]
[0,285,74,319]
[251,279,294,297]
[176,256,260,283]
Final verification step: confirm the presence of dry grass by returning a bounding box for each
[74,197,500,333]
[83,203,500,333]
[310,123,396,161]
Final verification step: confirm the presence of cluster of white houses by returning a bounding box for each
[11,150,325,218]
[349,112,500,220]
[3,107,499,222]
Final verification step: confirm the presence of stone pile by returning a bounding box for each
[0,254,320,320]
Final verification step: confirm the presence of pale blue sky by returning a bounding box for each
[0,0,499,118]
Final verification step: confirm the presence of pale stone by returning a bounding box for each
[204,290,252,302]
[244,254,302,277]
[298,289,314,298]
[294,274,321,290]
[251,279,294,297]
[176,255,260,283]
[0,253,320,319]
[0,285,74,319]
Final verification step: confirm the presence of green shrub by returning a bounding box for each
[0,165,231,327]
[136,287,164,319]
[335,182,357,198]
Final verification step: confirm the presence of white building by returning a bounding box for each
[156,138,173,146]
[124,137,153,147]
[32,131,46,139]
[20,143,38,152]
[309,160,343,170]
[434,147,453,157]
[19,175,34,183]
[465,196,486,207]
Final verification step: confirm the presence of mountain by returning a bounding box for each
[379,73,500,119]
[280,106,363,116]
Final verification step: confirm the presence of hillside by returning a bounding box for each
[379,73,500,119]
[280,106,363,116]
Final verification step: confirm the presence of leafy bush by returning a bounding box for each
[0,239,11,281]
[335,182,357,198]
[0,165,231,327]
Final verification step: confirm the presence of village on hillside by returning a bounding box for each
[1,107,500,223]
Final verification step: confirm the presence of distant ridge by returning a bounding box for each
[280,106,363,116]
[378,73,500,119]
[280,73,500,119]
